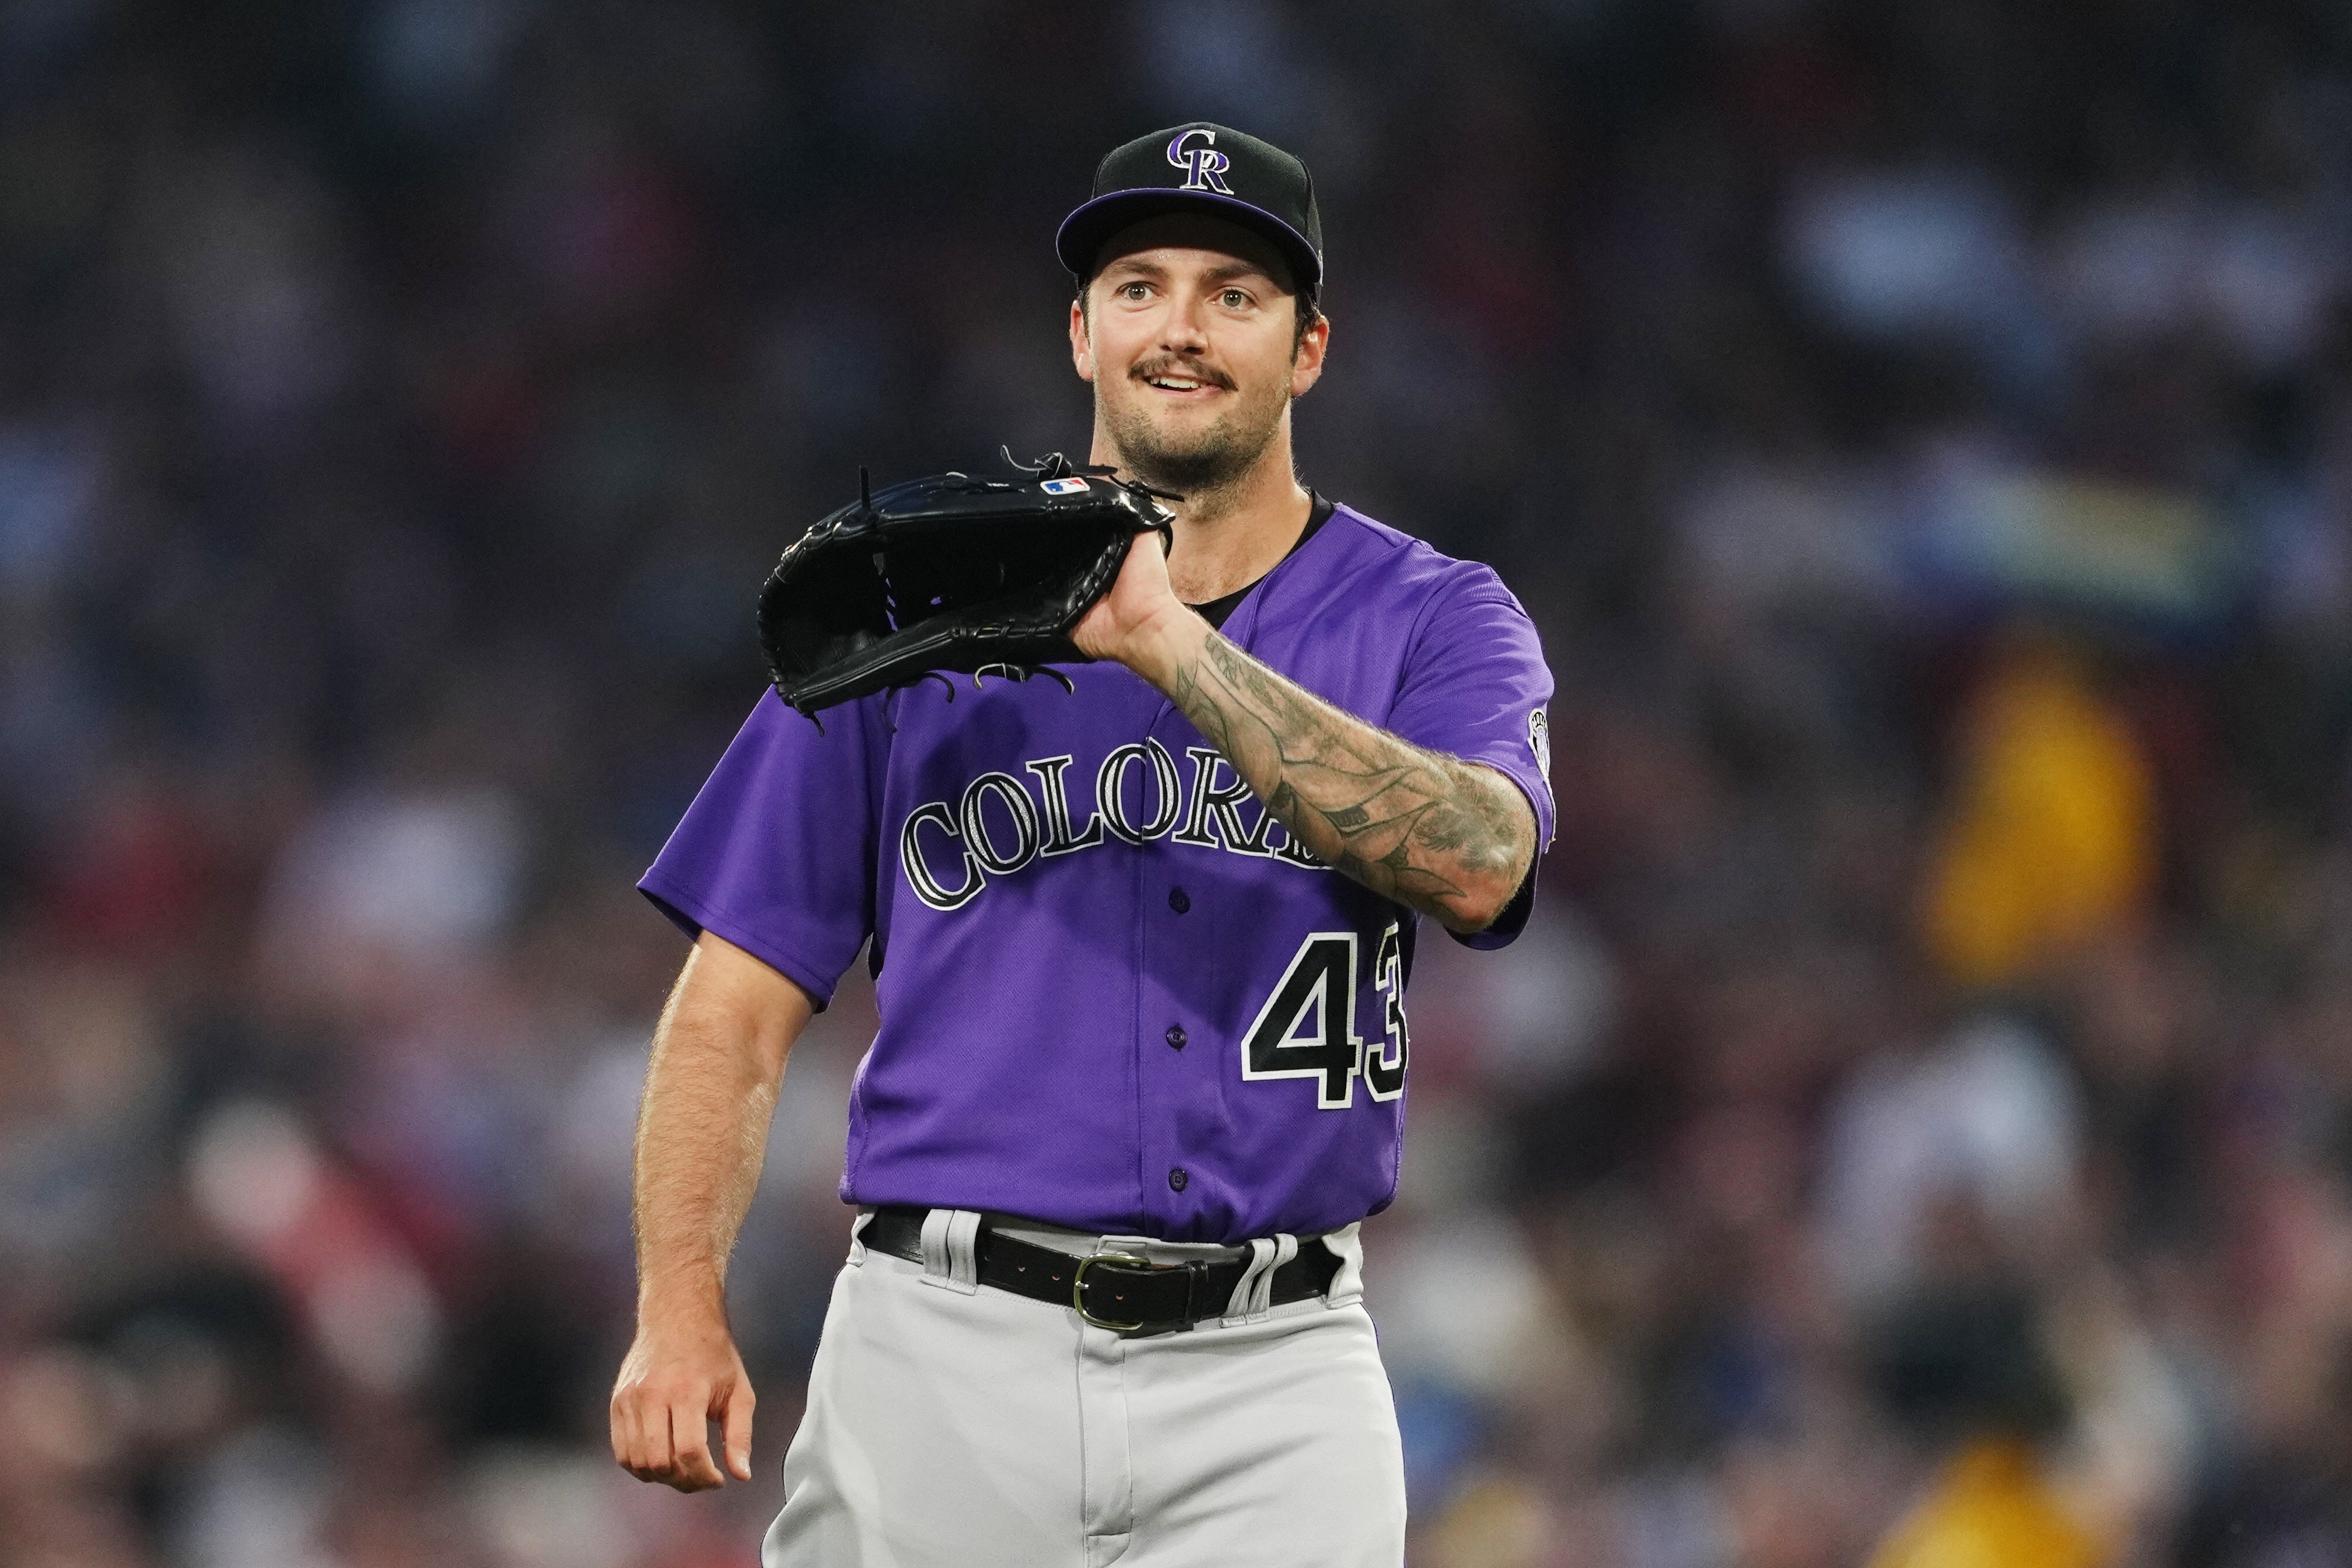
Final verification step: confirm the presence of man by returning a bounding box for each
[610,123,1555,1566]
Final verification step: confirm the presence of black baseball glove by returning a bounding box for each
[758,452,1178,716]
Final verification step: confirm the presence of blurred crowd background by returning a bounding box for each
[5,1,2352,1564]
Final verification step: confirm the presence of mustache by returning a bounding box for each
[1128,356,1235,391]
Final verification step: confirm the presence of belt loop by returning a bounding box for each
[1221,1238,1270,1324]
[1317,1223,1364,1306]
[1222,1233,1297,1325]
[919,1208,982,1294]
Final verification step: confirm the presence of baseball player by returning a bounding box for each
[609,123,1555,1566]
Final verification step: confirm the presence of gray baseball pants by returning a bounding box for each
[761,1209,1407,1567]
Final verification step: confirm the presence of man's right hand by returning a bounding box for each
[610,1304,757,1491]
[609,932,811,1492]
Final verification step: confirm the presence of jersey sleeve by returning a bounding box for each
[638,691,884,1009]
[1384,565,1557,950]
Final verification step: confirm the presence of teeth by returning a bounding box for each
[1152,377,1202,390]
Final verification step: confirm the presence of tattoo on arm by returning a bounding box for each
[1167,632,1536,928]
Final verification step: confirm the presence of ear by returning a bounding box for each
[1289,311,1330,399]
[1070,295,1096,384]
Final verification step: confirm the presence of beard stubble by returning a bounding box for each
[1099,368,1290,494]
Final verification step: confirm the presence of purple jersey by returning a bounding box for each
[640,503,1555,1244]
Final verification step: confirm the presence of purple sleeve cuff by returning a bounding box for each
[1382,570,1556,951]
[637,872,841,1012]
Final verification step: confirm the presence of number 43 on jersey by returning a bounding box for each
[1242,922,1409,1109]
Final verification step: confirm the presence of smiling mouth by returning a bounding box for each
[1135,366,1231,394]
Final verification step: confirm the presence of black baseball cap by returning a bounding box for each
[1056,123,1323,298]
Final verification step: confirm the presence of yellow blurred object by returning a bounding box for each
[1422,1476,1550,1568]
[1869,1439,2105,1568]
[1922,645,2155,991]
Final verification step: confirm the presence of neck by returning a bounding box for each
[1090,423,1314,604]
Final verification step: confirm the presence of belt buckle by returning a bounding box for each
[1073,1250,1154,1331]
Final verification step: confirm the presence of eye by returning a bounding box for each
[1220,288,1251,309]
[1118,281,1152,302]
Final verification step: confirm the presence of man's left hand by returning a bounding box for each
[1072,526,1197,674]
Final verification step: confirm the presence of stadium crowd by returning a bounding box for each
[2,1,2351,1563]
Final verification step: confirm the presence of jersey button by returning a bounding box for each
[1168,1167,1189,1192]
[1165,1024,1187,1050]
[1168,886,1190,914]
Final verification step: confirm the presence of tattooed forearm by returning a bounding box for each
[1165,630,1536,930]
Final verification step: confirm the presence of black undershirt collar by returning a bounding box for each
[1184,491,1338,632]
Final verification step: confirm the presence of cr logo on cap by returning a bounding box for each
[1167,128,1234,195]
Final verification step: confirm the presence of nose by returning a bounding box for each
[1160,291,1212,355]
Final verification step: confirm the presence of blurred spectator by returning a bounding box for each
[1921,640,2157,993]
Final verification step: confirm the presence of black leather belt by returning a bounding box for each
[859,1206,1342,1334]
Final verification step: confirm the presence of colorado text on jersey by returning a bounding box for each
[899,740,1326,912]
